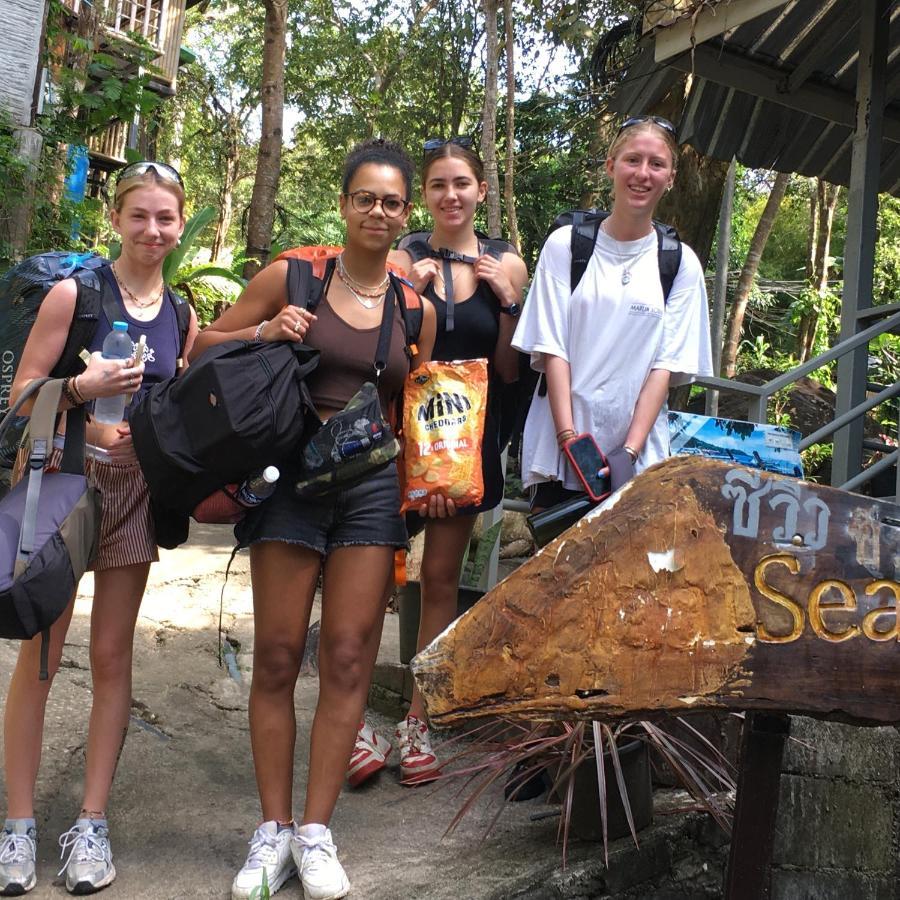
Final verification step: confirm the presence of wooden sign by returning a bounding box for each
[412,457,900,727]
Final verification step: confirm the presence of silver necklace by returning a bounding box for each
[336,255,387,309]
[602,222,651,285]
[336,266,386,309]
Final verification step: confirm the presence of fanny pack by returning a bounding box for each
[294,271,403,498]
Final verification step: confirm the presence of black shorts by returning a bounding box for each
[235,462,408,556]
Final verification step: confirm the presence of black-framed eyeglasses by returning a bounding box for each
[115,161,184,191]
[616,116,677,139]
[344,190,410,218]
[423,136,474,153]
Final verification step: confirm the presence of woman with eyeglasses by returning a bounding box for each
[1,161,198,895]
[349,138,527,788]
[513,116,712,514]
[190,138,436,900]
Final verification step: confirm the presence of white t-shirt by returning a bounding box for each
[512,224,713,490]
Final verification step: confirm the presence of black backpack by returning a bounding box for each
[507,210,683,455]
[0,252,192,468]
[129,260,323,548]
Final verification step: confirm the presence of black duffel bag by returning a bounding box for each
[130,338,319,545]
[130,262,321,547]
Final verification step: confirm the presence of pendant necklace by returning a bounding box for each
[336,255,387,309]
[112,263,164,309]
[601,222,651,285]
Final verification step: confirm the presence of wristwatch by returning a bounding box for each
[499,302,521,317]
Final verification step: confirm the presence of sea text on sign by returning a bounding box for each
[754,553,899,643]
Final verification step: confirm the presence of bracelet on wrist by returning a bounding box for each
[70,374,86,404]
[623,445,638,462]
[556,428,576,447]
[61,377,82,408]
[254,320,269,342]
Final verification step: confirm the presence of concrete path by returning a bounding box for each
[0,523,605,899]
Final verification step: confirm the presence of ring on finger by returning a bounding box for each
[293,320,302,334]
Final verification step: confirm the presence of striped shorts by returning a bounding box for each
[13,446,158,571]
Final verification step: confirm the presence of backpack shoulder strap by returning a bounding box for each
[570,210,607,294]
[395,231,433,257]
[479,237,517,259]
[652,221,682,303]
[166,288,191,366]
[390,272,422,358]
[397,238,433,264]
[51,270,105,377]
[285,257,316,310]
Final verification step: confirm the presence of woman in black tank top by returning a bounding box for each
[191,139,436,900]
[368,140,528,786]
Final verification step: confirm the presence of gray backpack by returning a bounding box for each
[0,379,101,678]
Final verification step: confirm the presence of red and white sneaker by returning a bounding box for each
[347,720,391,787]
[395,715,441,785]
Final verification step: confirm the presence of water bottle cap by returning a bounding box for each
[113,321,129,331]
[262,466,280,483]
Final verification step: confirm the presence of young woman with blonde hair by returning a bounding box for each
[1,161,197,895]
[514,115,713,510]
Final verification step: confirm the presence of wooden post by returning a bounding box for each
[832,0,889,485]
[724,713,790,899]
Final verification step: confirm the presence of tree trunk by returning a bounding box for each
[797,180,840,363]
[211,150,239,261]
[242,0,287,281]
[480,0,501,238]
[655,144,730,269]
[722,172,791,377]
[501,0,519,250]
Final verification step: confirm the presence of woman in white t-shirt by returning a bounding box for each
[512,115,713,509]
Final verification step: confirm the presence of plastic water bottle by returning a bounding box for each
[235,466,280,508]
[93,321,134,425]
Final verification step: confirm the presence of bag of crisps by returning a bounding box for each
[400,359,489,512]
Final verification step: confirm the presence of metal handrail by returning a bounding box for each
[692,308,900,498]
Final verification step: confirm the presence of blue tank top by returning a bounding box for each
[88,266,181,417]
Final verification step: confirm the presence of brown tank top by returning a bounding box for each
[303,291,410,413]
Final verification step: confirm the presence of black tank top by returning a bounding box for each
[426,279,500,362]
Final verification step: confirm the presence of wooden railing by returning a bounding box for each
[61,0,166,48]
[87,120,130,165]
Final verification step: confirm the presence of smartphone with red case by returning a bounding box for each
[563,433,611,503]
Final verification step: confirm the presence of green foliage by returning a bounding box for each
[801,443,832,482]
[163,206,218,284]
[164,207,246,327]
[41,1,165,147]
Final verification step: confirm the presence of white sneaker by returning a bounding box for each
[0,820,37,895]
[292,825,350,900]
[57,820,115,894]
[231,822,297,900]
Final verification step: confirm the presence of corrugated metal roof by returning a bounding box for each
[614,0,900,194]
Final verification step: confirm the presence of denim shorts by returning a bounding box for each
[234,461,408,556]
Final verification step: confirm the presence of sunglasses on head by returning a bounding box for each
[115,161,183,192]
[423,136,474,153]
[617,115,677,139]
